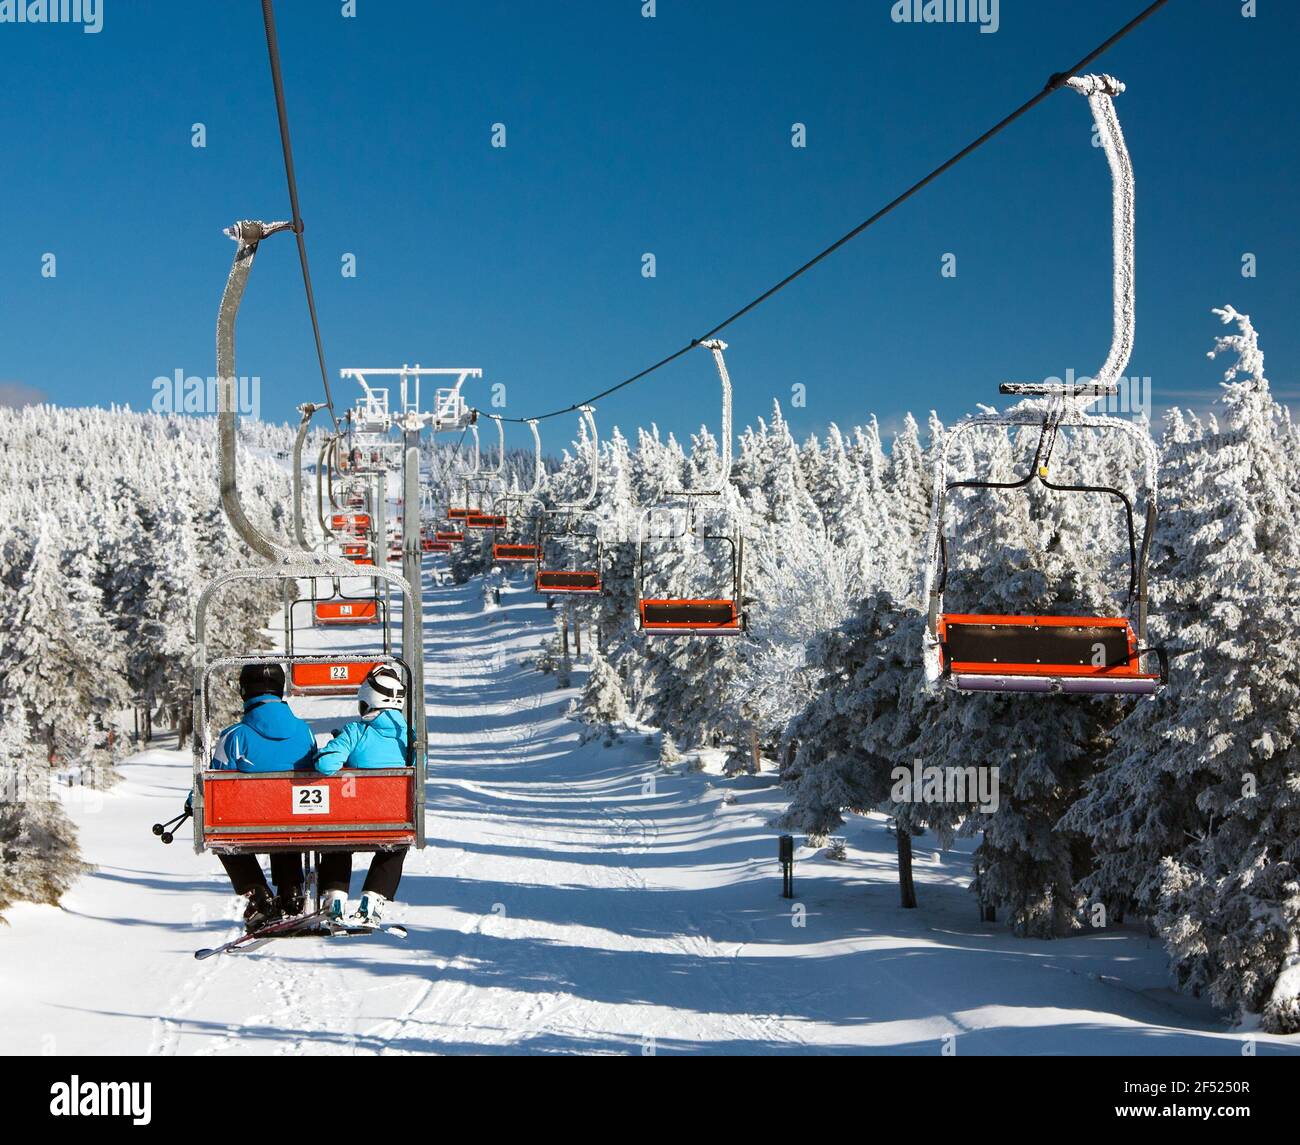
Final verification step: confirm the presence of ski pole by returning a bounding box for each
[151,808,192,845]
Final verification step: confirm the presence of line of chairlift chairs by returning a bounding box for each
[181,73,1166,915]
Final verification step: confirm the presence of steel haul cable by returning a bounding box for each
[260,0,340,433]
[488,0,1172,424]
[252,0,1172,431]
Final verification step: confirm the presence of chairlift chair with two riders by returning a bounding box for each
[536,406,603,594]
[190,219,427,870]
[921,75,1166,697]
[637,340,747,635]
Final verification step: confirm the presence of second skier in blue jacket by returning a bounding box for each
[315,666,412,927]
[313,706,409,774]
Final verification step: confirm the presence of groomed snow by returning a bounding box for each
[2,572,1297,1056]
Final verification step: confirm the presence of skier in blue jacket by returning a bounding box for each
[316,665,412,926]
[202,663,317,928]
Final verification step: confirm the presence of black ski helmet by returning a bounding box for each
[239,662,286,701]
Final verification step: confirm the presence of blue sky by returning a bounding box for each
[1,0,1296,454]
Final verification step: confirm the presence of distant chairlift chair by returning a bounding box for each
[637,342,746,635]
[535,407,603,594]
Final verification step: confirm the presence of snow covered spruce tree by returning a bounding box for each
[5,515,124,762]
[1065,308,1300,1028]
[0,404,298,912]
[0,697,87,919]
[575,649,629,745]
[779,594,945,906]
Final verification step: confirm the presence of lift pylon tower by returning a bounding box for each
[340,365,484,682]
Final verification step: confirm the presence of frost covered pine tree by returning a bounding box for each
[658,731,683,766]
[0,697,87,918]
[576,650,629,745]
[5,516,114,761]
[1067,308,1300,1029]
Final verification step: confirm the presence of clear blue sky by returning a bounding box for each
[1,0,1296,453]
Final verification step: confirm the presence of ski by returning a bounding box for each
[194,909,327,960]
[326,920,408,939]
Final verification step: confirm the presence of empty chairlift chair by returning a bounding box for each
[488,417,548,565]
[637,343,746,636]
[285,578,390,696]
[637,512,744,633]
[920,73,1165,697]
[535,409,603,594]
[492,541,539,562]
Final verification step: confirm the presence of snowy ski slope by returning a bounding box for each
[2,570,1297,1056]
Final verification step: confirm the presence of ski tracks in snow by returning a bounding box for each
[148,578,810,1054]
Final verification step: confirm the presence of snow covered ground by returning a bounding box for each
[2,570,1297,1056]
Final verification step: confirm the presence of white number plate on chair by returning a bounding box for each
[291,785,330,815]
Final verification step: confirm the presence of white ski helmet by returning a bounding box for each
[358,665,405,716]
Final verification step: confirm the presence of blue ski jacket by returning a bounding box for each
[314,709,410,775]
[212,695,318,773]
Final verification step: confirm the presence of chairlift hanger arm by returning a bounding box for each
[316,438,336,540]
[218,219,323,564]
[555,406,600,510]
[1069,74,1135,394]
[663,341,734,500]
[291,402,325,550]
[484,415,506,479]
[526,419,544,497]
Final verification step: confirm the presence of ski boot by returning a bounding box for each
[347,891,388,929]
[276,882,306,919]
[242,886,281,933]
[322,889,348,924]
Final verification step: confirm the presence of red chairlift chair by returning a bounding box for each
[636,342,746,636]
[285,579,389,696]
[922,383,1166,696]
[330,512,371,535]
[196,223,427,872]
[921,74,1165,698]
[637,514,745,636]
[536,512,602,594]
[492,543,540,562]
[530,410,604,594]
